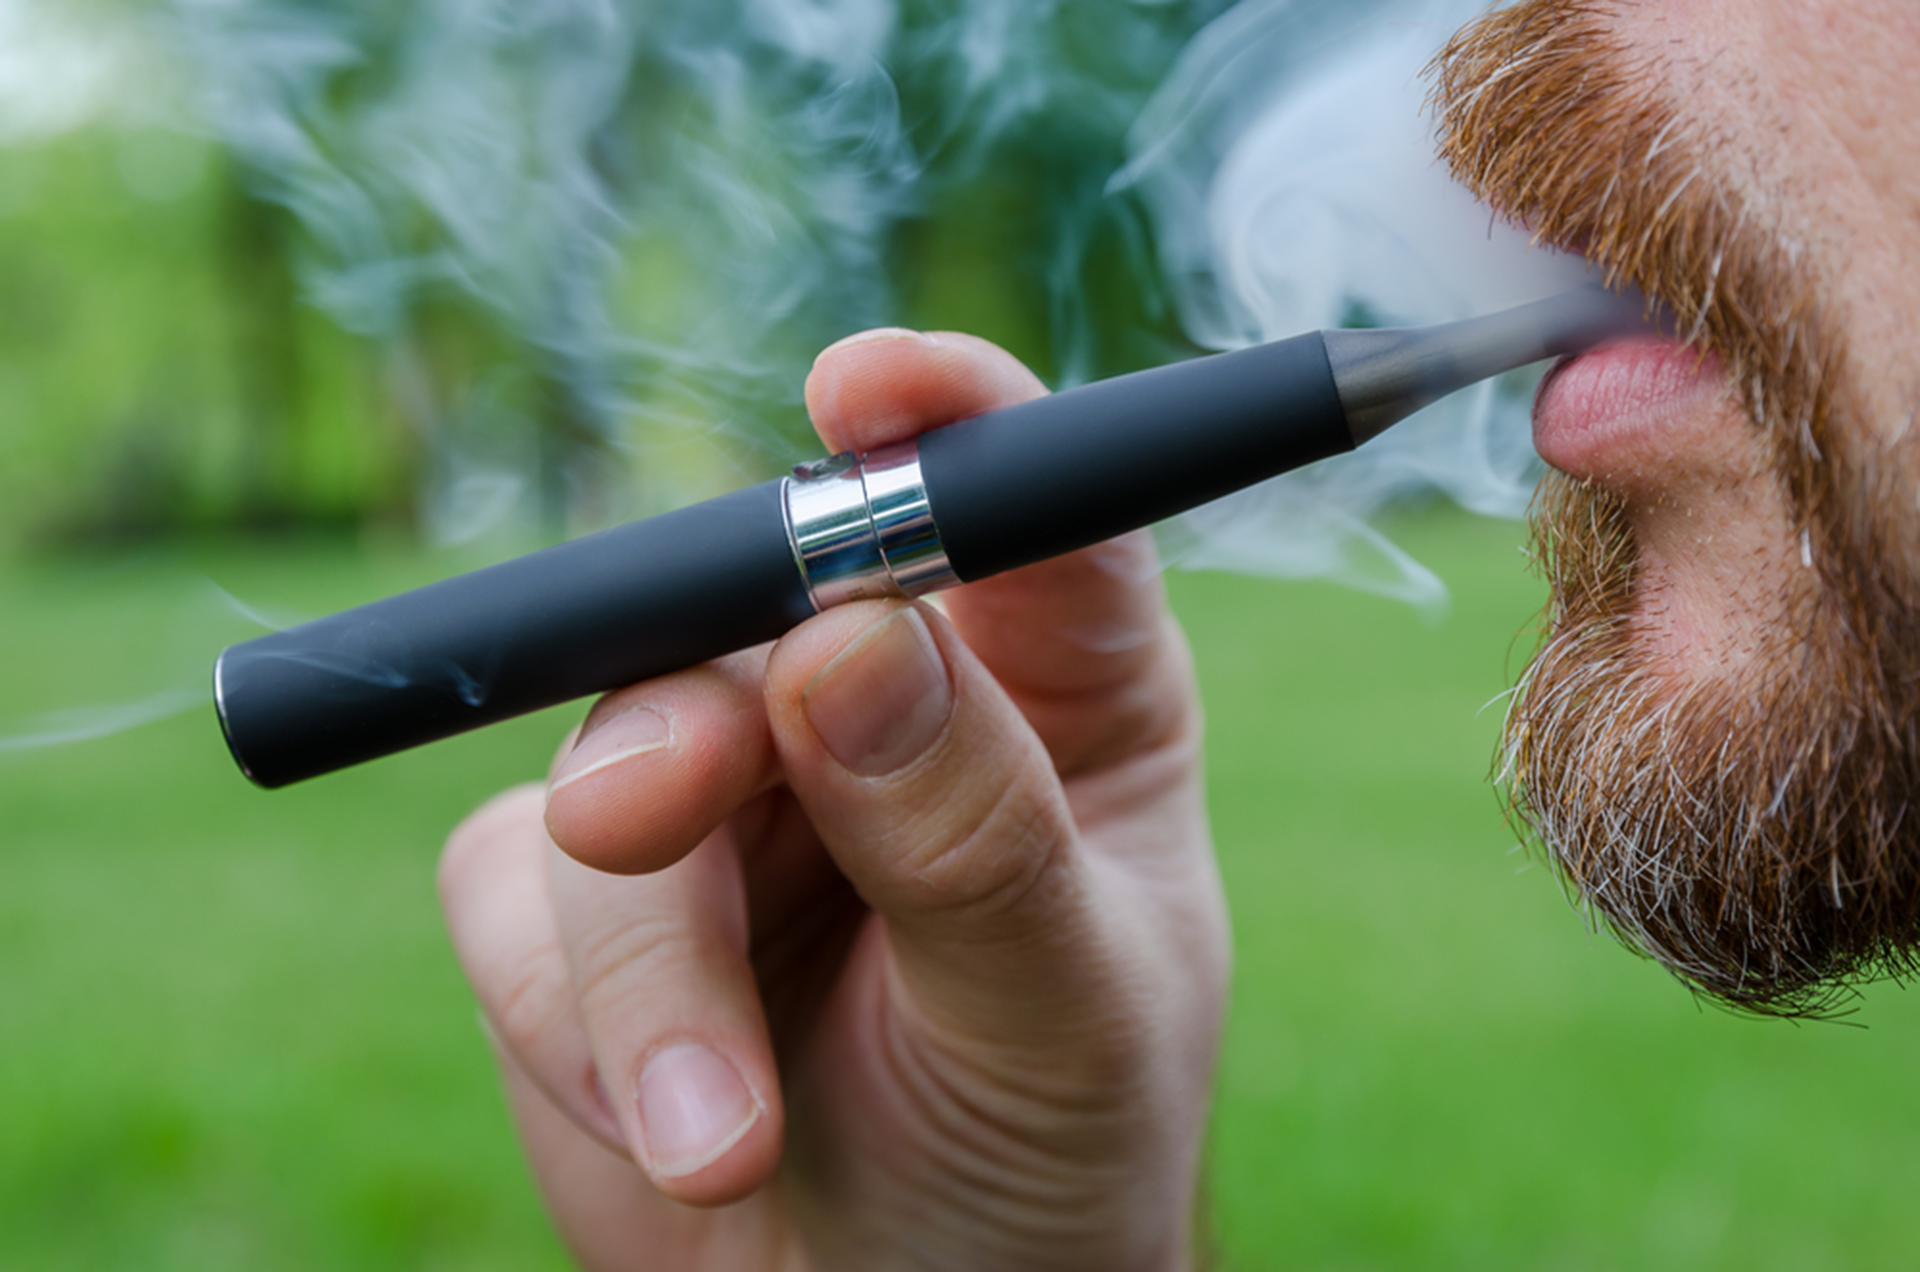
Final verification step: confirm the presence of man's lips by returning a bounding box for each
[1533,339,1731,488]
[1535,336,1787,675]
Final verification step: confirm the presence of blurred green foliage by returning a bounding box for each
[0,134,405,547]
[0,0,1226,554]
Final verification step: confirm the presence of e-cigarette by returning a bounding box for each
[216,286,1649,787]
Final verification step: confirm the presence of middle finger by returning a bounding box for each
[549,829,787,1209]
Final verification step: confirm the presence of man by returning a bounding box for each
[1434,0,1920,1015]
[435,0,1920,1266]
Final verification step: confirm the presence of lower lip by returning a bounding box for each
[1533,339,1725,480]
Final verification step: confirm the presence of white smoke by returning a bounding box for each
[0,688,204,752]
[162,0,1188,539]
[0,0,1595,760]
[1124,0,1588,608]
[0,0,140,144]
[163,0,1568,599]
[0,575,296,754]
[31,0,1568,597]
[170,0,655,539]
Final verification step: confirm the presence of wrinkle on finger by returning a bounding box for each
[553,842,754,1019]
[1010,639,1202,780]
[944,533,1169,698]
[438,784,626,1152]
[934,530,1198,777]
[545,653,780,876]
[544,832,786,1204]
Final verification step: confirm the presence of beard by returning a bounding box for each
[1430,0,1920,1014]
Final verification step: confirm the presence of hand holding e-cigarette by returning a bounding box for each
[438,329,1225,1267]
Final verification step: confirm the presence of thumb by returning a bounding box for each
[763,599,1117,1042]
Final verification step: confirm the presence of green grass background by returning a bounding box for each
[5,510,1920,1270]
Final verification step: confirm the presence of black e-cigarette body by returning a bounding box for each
[216,287,1649,787]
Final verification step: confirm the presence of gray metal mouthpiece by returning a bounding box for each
[1324,285,1656,445]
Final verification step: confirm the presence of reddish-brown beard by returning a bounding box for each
[1429,0,1920,1014]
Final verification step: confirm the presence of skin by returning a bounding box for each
[1534,1,1920,675]
[1532,342,1791,676]
[437,0,1920,1259]
[1437,0,1920,1007]
[438,330,1227,1271]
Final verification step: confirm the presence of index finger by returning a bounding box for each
[805,331,1196,777]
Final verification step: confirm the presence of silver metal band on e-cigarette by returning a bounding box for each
[782,440,961,611]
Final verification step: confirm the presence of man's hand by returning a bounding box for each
[437,329,1229,1272]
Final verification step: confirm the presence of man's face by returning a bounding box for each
[1432,0,1920,1012]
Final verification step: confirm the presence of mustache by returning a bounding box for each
[1424,0,1842,510]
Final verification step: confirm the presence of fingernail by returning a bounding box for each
[1061,619,1156,654]
[636,1044,762,1179]
[550,707,670,794]
[815,327,939,363]
[804,608,954,776]
[1084,534,1162,584]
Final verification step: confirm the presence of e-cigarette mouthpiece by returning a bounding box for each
[216,286,1652,787]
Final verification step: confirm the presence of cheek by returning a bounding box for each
[1608,1,1770,85]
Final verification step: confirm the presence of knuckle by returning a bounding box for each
[567,910,700,1018]
[896,777,1073,920]
[1053,626,1201,776]
[489,944,578,1063]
